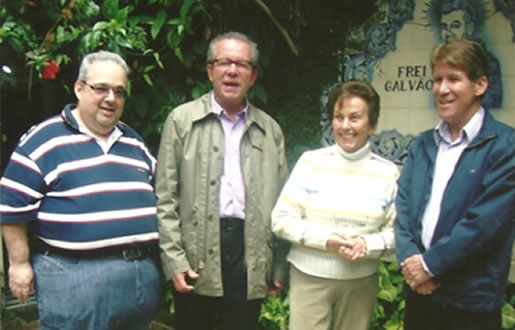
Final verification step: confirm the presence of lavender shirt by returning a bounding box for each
[210,93,247,220]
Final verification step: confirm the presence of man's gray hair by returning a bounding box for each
[206,31,259,66]
[77,50,129,81]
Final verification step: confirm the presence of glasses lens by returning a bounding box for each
[114,89,127,98]
[93,86,109,95]
[213,58,252,71]
[83,82,127,98]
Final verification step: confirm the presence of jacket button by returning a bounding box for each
[210,180,216,186]
[208,214,213,221]
[208,249,214,255]
[213,146,219,152]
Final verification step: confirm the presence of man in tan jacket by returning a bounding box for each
[156,31,289,330]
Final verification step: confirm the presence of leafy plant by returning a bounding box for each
[373,261,404,330]
[259,292,290,330]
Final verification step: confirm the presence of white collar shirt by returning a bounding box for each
[421,107,485,249]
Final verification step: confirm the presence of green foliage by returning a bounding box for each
[373,261,404,330]
[0,0,219,152]
[2,0,313,154]
[502,301,515,329]
[0,306,17,322]
[0,7,38,52]
[259,292,290,330]
[503,283,515,329]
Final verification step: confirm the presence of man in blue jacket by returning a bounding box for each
[395,39,515,330]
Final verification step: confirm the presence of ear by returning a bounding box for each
[249,69,258,86]
[465,21,475,38]
[207,64,214,82]
[474,76,488,97]
[368,124,377,137]
[74,80,84,100]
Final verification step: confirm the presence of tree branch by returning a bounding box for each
[254,0,299,56]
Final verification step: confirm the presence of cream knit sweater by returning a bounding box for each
[271,143,399,280]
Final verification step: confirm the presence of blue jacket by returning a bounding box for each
[395,111,515,311]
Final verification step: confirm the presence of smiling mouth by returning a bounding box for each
[438,100,454,107]
[338,130,355,137]
[100,107,116,116]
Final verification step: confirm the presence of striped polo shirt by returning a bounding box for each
[0,104,159,251]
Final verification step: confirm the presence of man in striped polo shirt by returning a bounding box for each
[0,51,160,329]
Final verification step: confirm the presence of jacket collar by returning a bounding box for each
[467,111,497,148]
[421,110,497,157]
[194,93,267,132]
[434,107,485,146]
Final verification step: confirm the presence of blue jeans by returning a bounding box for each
[32,251,161,330]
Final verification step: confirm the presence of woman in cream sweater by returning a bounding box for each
[272,80,399,330]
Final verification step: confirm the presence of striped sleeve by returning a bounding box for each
[0,147,46,223]
[271,152,334,250]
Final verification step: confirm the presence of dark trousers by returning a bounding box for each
[173,217,264,330]
[404,293,501,330]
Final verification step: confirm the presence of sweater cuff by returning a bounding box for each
[361,233,388,258]
[303,227,333,251]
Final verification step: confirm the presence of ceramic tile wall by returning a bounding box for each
[370,0,515,136]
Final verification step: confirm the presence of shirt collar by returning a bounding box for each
[434,107,485,145]
[210,91,248,120]
[63,103,126,136]
[80,123,123,144]
[65,105,123,143]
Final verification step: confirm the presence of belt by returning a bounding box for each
[119,246,157,261]
[220,217,244,223]
[34,245,159,261]
[220,217,244,230]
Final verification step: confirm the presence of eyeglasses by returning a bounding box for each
[80,81,128,99]
[210,58,254,71]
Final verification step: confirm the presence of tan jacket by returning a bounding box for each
[156,93,289,299]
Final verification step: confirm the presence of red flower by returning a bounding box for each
[42,59,60,80]
[27,1,36,7]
